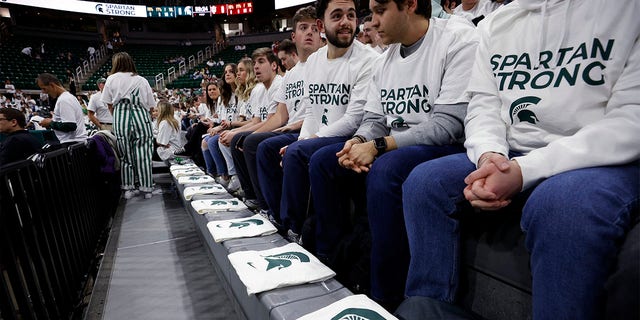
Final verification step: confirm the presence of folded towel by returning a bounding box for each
[183,184,227,200]
[298,294,398,320]
[191,198,248,213]
[207,214,278,242]
[177,175,215,185]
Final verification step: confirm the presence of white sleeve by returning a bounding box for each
[298,96,314,139]
[317,61,373,137]
[464,20,511,165]
[514,36,640,189]
[156,120,171,145]
[101,79,114,104]
[140,79,156,110]
[87,94,99,112]
[58,97,80,123]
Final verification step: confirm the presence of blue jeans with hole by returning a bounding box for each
[403,153,639,319]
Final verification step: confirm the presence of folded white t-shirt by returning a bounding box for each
[298,294,398,320]
[171,168,205,178]
[183,184,227,200]
[170,163,198,173]
[177,175,215,185]
[207,214,278,242]
[191,198,247,214]
[228,243,335,295]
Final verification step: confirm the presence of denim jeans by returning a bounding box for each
[202,135,221,175]
[310,143,465,306]
[403,153,639,319]
[231,131,255,199]
[256,132,299,218]
[279,136,349,233]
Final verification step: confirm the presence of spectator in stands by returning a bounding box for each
[37,73,88,144]
[229,48,283,208]
[402,0,640,318]
[309,0,477,310]
[0,108,42,166]
[278,0,379,240]
[362,14,387,53]
[217,59,257,193]
[4,80,15,100]
[87,78,114,131]
[206,58,215,67]
[101,52,156,200]
[204,65,240,188]
[155,100,184,161]
[276,39,299,72]
[88,46,96,56]
[245,5,324,219]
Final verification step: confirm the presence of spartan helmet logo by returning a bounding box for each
[509,96,541,125]
[95,4,104,13]
[331,308,386,320]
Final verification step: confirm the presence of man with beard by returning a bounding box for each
[278,0,379,242]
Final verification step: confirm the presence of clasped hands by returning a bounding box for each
[464,152,523,211]
[336,138,377,173]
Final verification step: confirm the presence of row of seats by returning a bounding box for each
[168,159,396,319]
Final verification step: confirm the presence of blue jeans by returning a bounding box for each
[256,132,299,218]
[205,134,228,176]
[202,135,217,175]
[280,136,349,233]
[310,143,465,306]
[403,153,639,319]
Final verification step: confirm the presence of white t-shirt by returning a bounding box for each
[362,17,478,146]
[87,91,113,123]
[156,119,184,160]
[217,94,239,122]
[101,72,156,110]
[53,91,88,143]
[245,75,283,121]
[453,0,490,21]
[299,41,380,139]
[274,62,307,125]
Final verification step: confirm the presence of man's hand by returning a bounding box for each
[219,130,236,147]
[345,141,377,173]
[463,154,523,210]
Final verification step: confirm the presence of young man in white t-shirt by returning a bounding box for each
[403,0,640,318]
[228,48,283,205]
[87,78,114,131]
[238,6,324,216]
[278,0,379,241]
[308,0,477,309]
[37,73,88,143]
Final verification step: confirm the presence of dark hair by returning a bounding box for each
[110,52,138,75]
[316,0,359,20]
[36,73,62,86]
[362,14,372,23]
[252,47,279,65]
[375,0,431,19]
[0,107,27,128]
[278,39,297,55]
[293,5,317,27]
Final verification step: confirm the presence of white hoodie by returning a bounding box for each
[464,0,640,189]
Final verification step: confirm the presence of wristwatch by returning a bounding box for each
[373,137,387,156]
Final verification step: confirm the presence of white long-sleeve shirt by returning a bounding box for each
[464,0,640,190]
[299,41,379,139]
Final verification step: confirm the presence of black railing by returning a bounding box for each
[0,142,116,320]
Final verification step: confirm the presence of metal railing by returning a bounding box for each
[0,142,115,319]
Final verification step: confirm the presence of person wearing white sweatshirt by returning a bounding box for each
[277,0,379,237]
[402,0,640,318]
[308,0,478,310]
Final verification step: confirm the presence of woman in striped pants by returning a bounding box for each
[102,52,156,199]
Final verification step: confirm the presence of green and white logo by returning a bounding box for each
[322,108,329,125]
[509,96,541,125]
[216,218,263,229]
[331,308,386,320]
[390,116,409,129]
[262,251,310,270]
[209,200,239,206]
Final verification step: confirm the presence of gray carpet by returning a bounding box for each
[97,178,238,320]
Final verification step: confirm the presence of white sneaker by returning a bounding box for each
[215,176,230,188]
[144,192,153,199]
[227,175,241,192]
[123,189,139,199]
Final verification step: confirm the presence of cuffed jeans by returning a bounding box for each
[310,143,465,306]
[403,153,639,319]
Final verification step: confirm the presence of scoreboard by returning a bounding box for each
[146,2,252,18]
